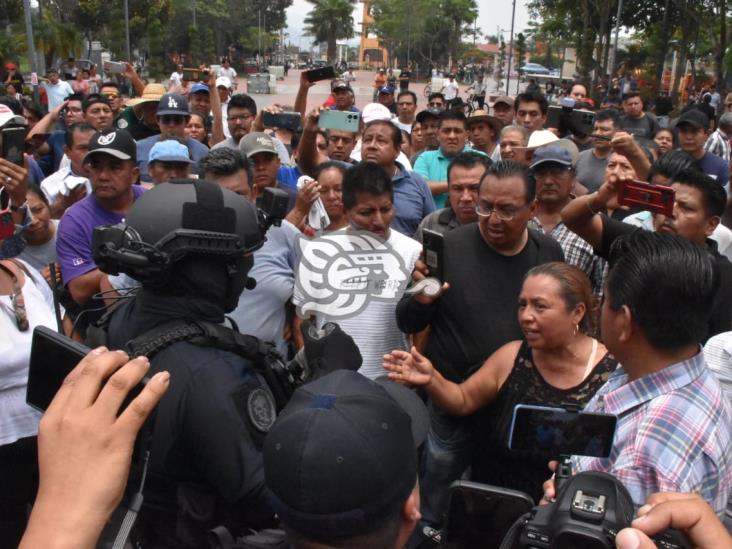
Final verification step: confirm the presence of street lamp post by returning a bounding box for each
[22,0,39,103]
[124,0,131,61]
[608,0,623,78]
[505,0,516,95]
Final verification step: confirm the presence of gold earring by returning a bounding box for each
[573,323,579,336]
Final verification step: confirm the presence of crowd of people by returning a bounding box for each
[2,58,732,549]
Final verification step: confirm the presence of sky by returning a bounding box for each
[285,0,532,52]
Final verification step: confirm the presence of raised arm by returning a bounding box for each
[384,341,518,416]
[298,107,329,177]
[294,71,316,120]
[560,175,623,250]
[205,69,225,146]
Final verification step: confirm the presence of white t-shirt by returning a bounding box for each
[42,80,74,111]
[443,81,459,100]
[0,260,56,445]
[293,228,421,379]
[40,165,92,204]
[218,67,238,82]
[169,71,183,90]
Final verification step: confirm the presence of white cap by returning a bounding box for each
[526,129,559,149]
[216,76,232,89]
[361,103,392,124]
[0,104,26,128]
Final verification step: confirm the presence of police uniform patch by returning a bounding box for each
[246,387,276,432]
[116,118,129,129]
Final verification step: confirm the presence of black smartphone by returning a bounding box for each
[2,126,27,166]
[27,326,91,412]
[442,480,535,548]
[182,68,200,82]
[262,111,302,132]
[508,404,617,458]
[422,229,444,282]
[305,66,336,83]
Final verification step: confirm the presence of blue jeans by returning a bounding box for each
[419,402,475,527]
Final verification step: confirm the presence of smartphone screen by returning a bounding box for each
[2,127,27,166]
[422,229,444,282]
[305,66,336,82]
[442,480,535,548]
[508,404,616,458]
[27,326,91,412]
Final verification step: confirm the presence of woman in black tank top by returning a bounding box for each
[384,262,618,502]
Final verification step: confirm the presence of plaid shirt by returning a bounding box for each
[704,128,731,164]
[573,350,732,516]
[528,218,606,295]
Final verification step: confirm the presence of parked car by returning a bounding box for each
[519,63,550,75]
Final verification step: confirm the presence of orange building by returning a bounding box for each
[357,0,388,67]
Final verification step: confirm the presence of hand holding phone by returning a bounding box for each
[2,126,27,166]
[103,61,125,75]
[422,229,444,282]
[305,66,336,82]
[318,110,360,132]
[617,180,675,216]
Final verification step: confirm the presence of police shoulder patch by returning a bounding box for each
[116,118,129,129]
[246,387,276,433]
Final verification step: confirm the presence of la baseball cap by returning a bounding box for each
[83,129,137,163]
[239,132,278,157]
[530,145,573,170]
[263,370,428,540]
[149,140,193,164]
[156,93,189,117]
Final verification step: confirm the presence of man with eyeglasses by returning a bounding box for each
[57,129,145,307]
[212,94,290,162]
[27,93,86,176]
[136,93,209,182]
[397,160,564,535]
[528,146,604,294]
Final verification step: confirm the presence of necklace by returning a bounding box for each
[0,260,28,332]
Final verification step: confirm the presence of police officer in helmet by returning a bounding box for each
[92,180,277,547]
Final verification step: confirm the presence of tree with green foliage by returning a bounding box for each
[303,0,355,63]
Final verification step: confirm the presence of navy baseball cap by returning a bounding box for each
[263,370,428,540]
[530,145,573,170]
[676,108,709,130]
[378,85,395,95]
[416,107,442,123]
[190,83,210,95]
[156,93,189,116]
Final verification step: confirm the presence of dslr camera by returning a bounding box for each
[514,471,690,549]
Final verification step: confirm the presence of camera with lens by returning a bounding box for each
[511,471,690,549]
[546,97,595,138]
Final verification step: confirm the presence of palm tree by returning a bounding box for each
[303,0,355,64]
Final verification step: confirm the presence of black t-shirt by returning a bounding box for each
[597,215,732,340]
[396,224,565,381]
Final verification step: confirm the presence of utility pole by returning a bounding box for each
[124,0,131,61]
[608,0,623,77]
[22,0,39,103]
[506,0,516,95]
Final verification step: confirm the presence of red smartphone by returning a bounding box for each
[617,179,675,216]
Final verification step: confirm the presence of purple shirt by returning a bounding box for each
[57,186,146,284]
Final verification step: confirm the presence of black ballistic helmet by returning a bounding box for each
[93,180,264,308]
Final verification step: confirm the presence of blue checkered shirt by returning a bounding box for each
[573,350,732,516]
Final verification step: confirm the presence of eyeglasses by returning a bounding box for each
[475,203,529,221]
[227,114,253,122]
[102,93,120,99]
[159,115,186,125]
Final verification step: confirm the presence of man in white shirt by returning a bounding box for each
[40,123,95,218]
[168,64,183,91]
[217,59,238,86]
[40,69,74,112]
[216,76,233,138]
[442,74,460,108]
